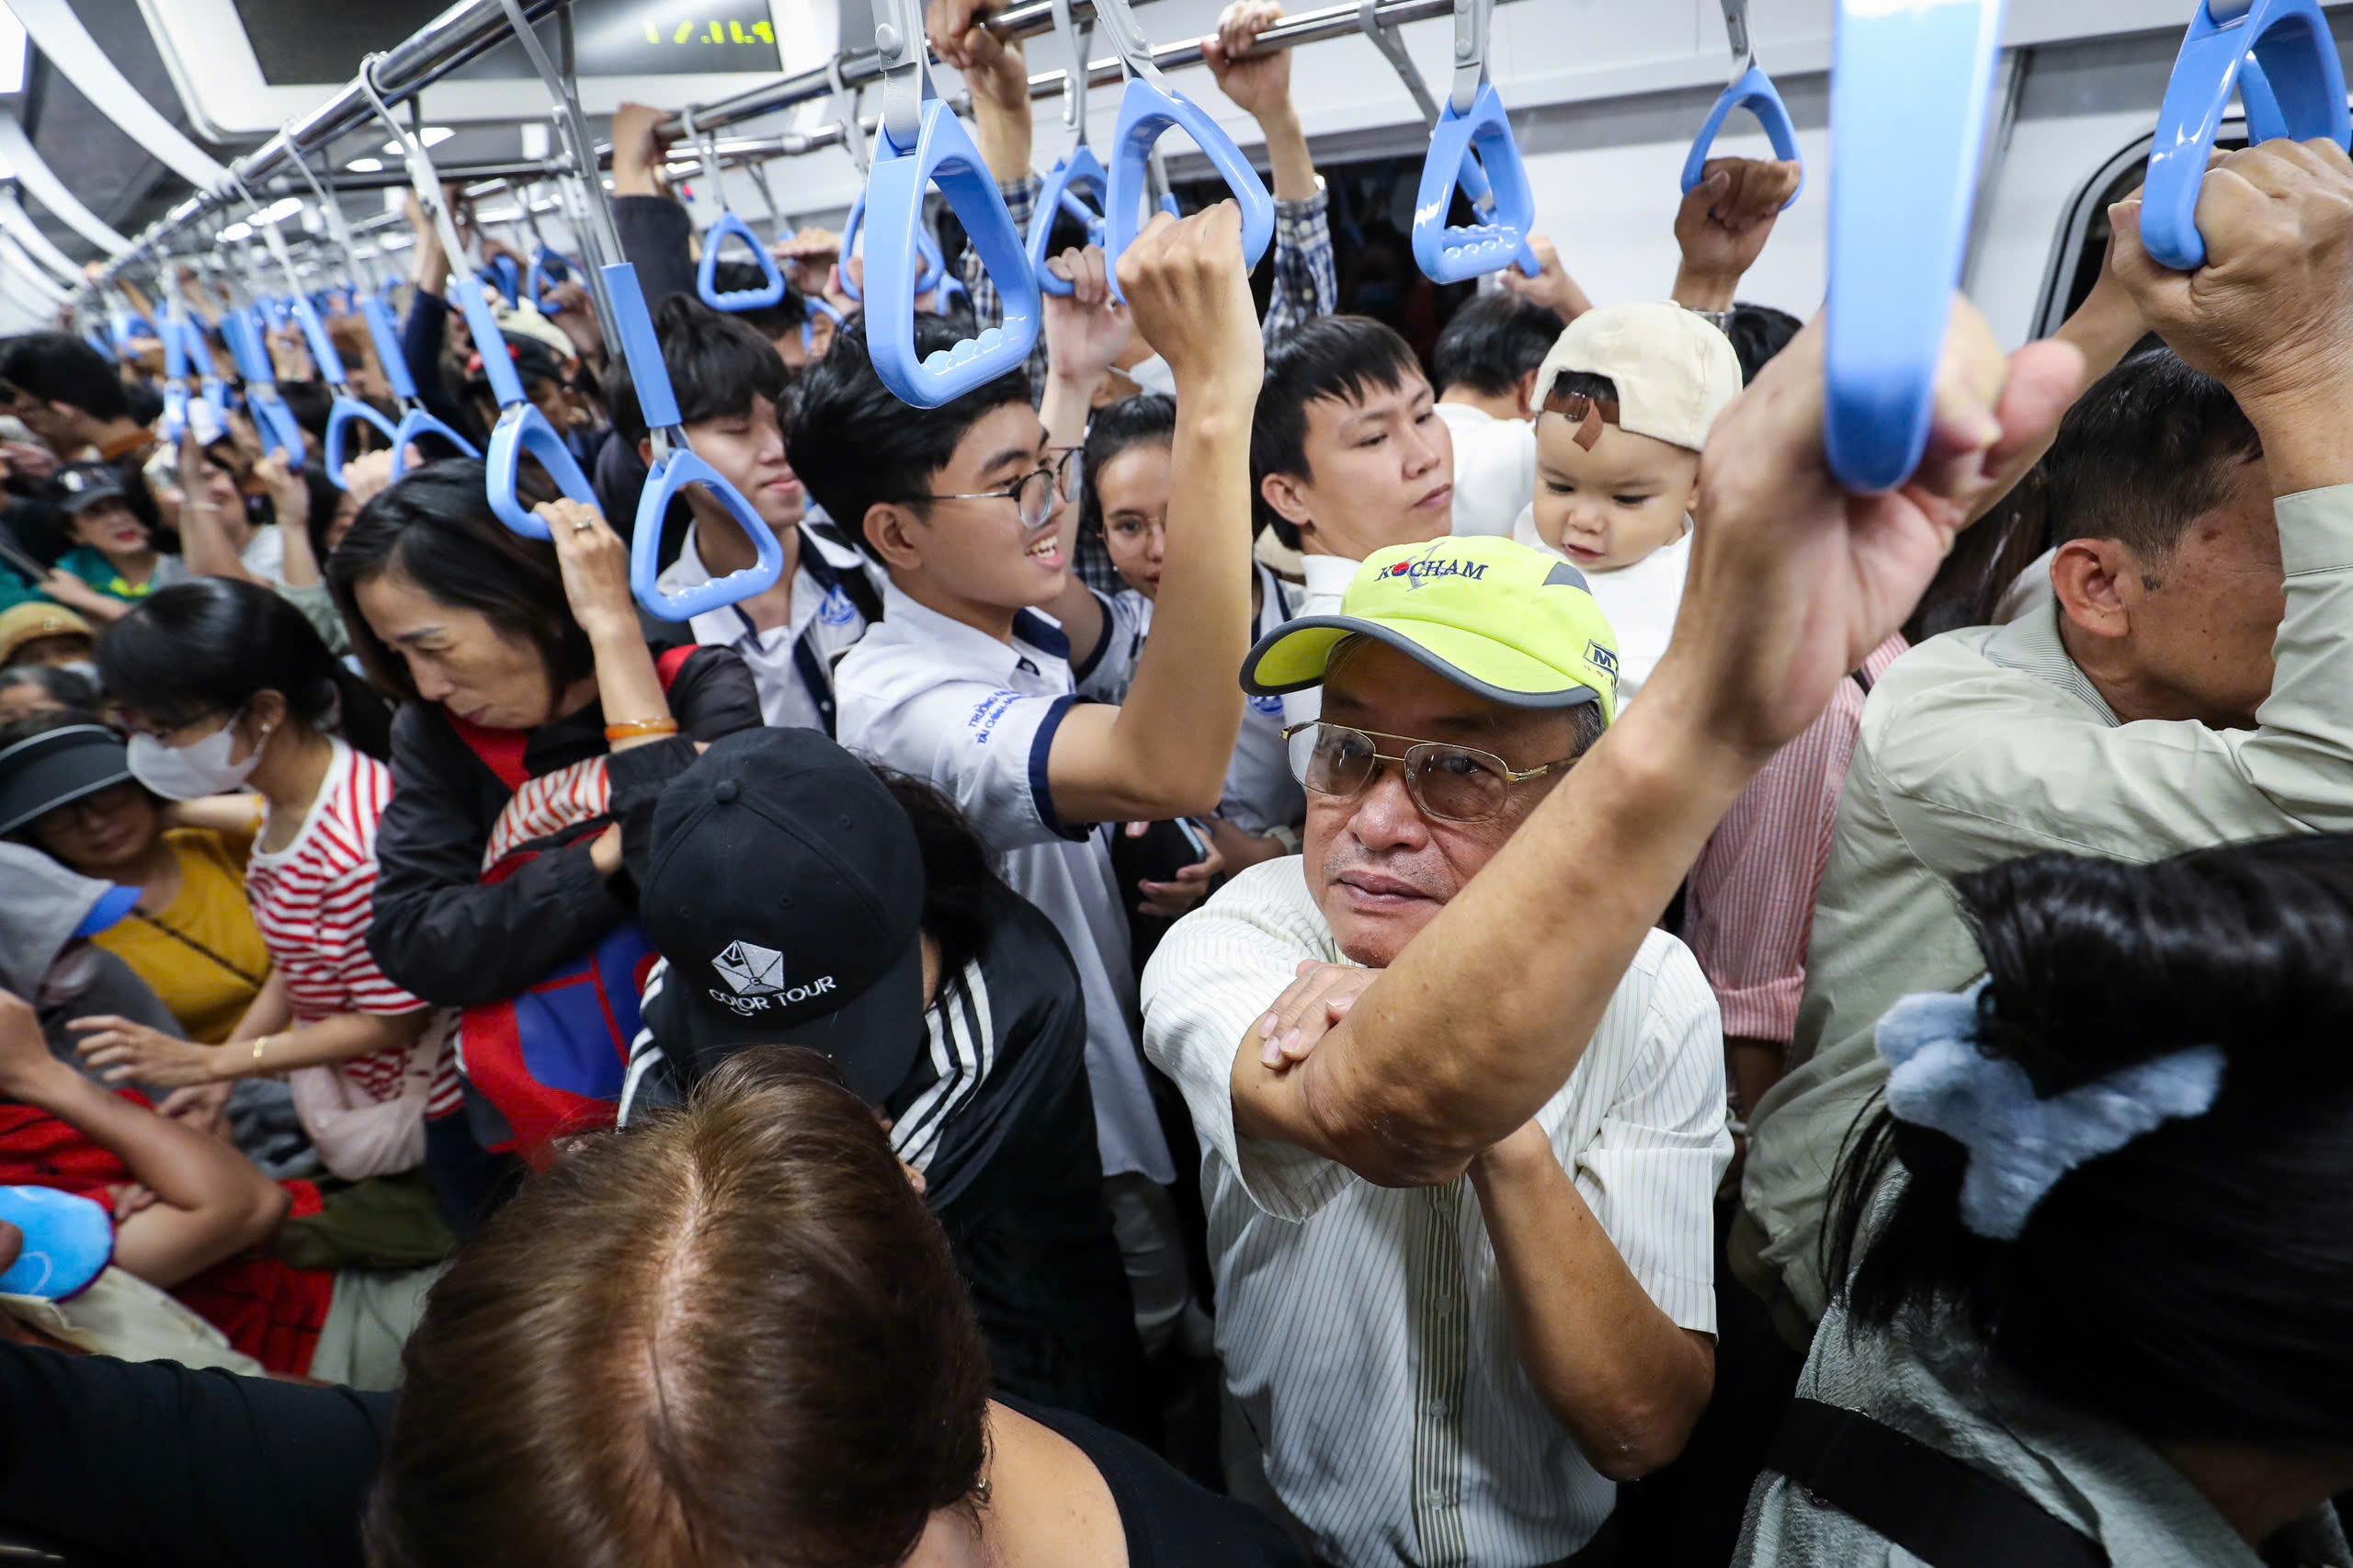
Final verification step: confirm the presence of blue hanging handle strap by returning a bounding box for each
[450,268,598,538]
[324,397,402,486]
[863,0,1042,404]
[2143,0,2351,271]
[1032,0,1111,297]
[527,245,574,313]
[1824,0,2007,494]
[1094,0,1275,295]
[604,259,786,619]
[1682,0,1803,203]
[1356,0,1539,278]
[1408,0,1538,284]
[688,112,790,312]
[218,304,306,470]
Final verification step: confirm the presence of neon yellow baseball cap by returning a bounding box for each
[1241,536,1622,723]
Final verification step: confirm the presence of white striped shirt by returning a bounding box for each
[245,739,457,1177]
[1142,858,1730,1568]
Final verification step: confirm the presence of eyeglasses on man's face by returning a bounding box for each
[920,448,1083,532]
[1282,721,1575,824]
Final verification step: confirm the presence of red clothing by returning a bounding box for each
[0,1098,335,1375]
[1685,635,1910,1050]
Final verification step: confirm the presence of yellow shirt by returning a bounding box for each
[91,829,271,1044]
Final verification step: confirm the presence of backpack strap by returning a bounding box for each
[1767,1399,2109,1568]
[449,645,703,795]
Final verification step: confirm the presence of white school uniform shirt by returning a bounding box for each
[654,517,882,733]
[1512,506,1690,707]
[834,582,1176,1184]
[1434,401,1536,540]
[1142,858,1730,1567]
[1278,552,1368,732]
[1104,564,1307,837]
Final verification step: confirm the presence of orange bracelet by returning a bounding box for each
[605,716,680,743]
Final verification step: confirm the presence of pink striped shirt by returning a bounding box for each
[247,740,461,1128]
[1684,635,1910,1050]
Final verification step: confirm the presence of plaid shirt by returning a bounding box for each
[962,174,1337,592]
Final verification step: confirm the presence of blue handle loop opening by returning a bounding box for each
[1104,76,1276,298]
[527,247,574,313]
[292,294,348,387]
[841,193,950,305]
[1032,147,1111,296]
[697,211,790,311]
[800,294,846,356]
[1411,82,1538,285]
[1680,63,1805,207]
[0,1186,112,1301]
[485,402,600,540]
[1824,0,2006,494]
[2143,0,2350,271]
[386,410,481,480]
[863,101,1043,408]
[1446,149,1543,277]
[324,397,401,490]
[631,448,789,620]
[358,295,420,404]
[480,256,522,309]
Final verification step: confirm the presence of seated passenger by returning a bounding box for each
[72,580,453,1184]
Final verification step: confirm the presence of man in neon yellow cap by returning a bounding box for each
[1141,531,1731,1562]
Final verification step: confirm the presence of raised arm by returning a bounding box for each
[1042,208,1262,824]
[1205,1,1335,339]
[1669,156,1802,312]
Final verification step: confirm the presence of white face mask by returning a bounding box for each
[1121,354,1176,398]
[53,661,98,684]
[126,719,268,801]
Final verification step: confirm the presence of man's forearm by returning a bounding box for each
[1670,264,1739,314]
[1287,687,1765,1183]
[1,1060,273,1221]
[1470,1133,1711,1480]
[2243,380,2353,498]
[1257,103,1318,205]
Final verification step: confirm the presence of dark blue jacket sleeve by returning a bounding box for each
[399,289,487,448]
[614,195,697,314]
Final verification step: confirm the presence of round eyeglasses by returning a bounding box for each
[919,448,1083,532]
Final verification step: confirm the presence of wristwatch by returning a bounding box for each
[1688,307,1737,334]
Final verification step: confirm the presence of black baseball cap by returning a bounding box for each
[636,727,927,1104]
[0,723,134,836]
[50,463,127,516]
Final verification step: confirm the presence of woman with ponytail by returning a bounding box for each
[1739,835,2353,1568]
[68,577,453,1184]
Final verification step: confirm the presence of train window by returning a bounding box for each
[2033,122,2249,338]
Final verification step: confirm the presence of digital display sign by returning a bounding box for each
[231,0,780,87]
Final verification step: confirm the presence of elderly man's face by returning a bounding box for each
[1305,641,1580,968]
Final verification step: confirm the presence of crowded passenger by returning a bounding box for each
[2,6,2348,1565]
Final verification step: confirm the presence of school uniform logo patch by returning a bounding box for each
[818,586,858,628]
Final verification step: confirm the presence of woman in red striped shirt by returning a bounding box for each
[69,579,459,1184]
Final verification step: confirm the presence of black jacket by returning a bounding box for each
[365,643,761,1009]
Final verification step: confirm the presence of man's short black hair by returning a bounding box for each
[1250,315,1426,551]
[2043,347,2263,574]
[0,333,127,422]
[608,293,790,451]
[788,315,1031,562]
[1430,293,1563,401]
[1722,301,1802,385]
[707,261,812,343]
[280,380,333,443]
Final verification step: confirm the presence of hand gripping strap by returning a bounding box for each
[1107,76,1275,295]
[1824,0,2006,494]
[697,210,789,311]
[248,385,307,472]
[1412,81,1539,283]
[1680,62,1805,206]
[2143,0,2350,270]
[1032,146,1110,296]
[324,396,401,489]
[602,259,787,618]
[863,100,1041,407]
